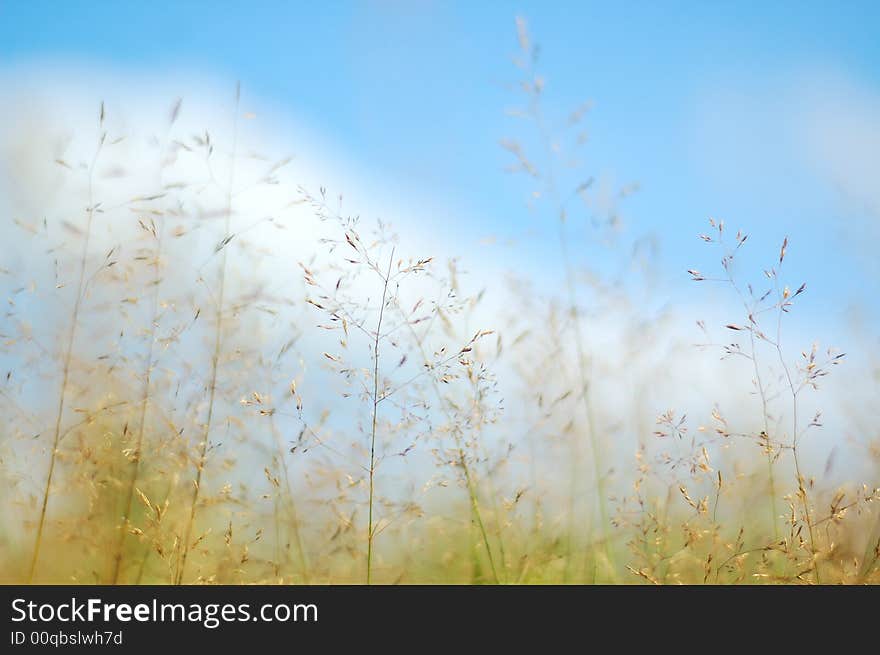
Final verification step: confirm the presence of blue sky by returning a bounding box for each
[2,1,880,333]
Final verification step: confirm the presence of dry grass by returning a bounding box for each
[0,19,878,585]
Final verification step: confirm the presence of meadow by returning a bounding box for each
[1,20,878,585]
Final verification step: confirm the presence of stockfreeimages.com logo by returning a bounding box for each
[11,597,318,630]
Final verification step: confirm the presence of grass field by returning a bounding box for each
[1,18,878,585]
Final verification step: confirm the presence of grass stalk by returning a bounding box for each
[111,138,173,582]
[27,109,105,583]
[366,248,394,584]
[394,297,500,583]
[110,220,163,583]
[772,257,820,582]
[518,50,616,578]
[177,85,239,584]
[724,266,779,539]
[268,407,309,582]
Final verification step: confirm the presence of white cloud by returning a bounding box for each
[796,72,880,217]
[1,62,876,511]
[690,66,880,223]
